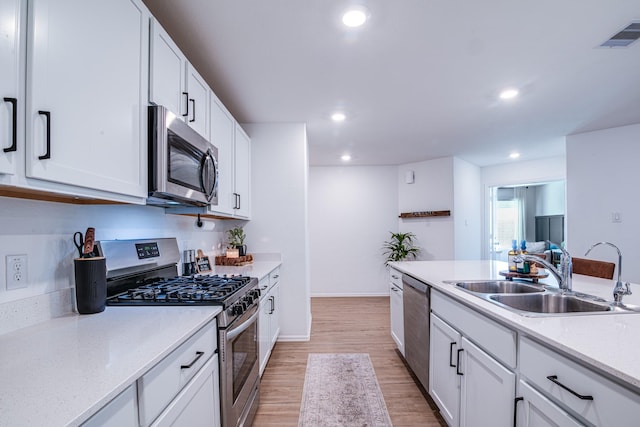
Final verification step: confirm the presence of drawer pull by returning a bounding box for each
[449,342,457,367]
[456,349,464,375]
[546,375,594,400]
[181,351,205,370]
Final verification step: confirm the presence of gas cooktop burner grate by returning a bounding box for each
[107,274,253,306]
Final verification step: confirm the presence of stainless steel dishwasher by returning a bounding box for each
[402,273,430,390]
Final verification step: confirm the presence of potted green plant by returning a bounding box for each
[227,226,247,256]
[382,231,419,266]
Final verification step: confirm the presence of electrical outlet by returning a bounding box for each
[6,255,28,290]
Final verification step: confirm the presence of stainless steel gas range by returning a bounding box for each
[97,237,260,427]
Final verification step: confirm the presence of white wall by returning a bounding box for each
[536,181,565,216]
[398,157,455,260]
[0,198,226,334]
[242,123,311,341]
[453,157,482,259]
[308,166,398,296]
[567,123,640,283]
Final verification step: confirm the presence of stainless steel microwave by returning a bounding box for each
[147,105,218,207]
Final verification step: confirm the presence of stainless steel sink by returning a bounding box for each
[455,281,545,294]
[489,293,612,314]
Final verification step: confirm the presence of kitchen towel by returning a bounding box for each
[298,353,393,427]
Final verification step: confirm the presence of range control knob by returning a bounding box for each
[231,304,243,316]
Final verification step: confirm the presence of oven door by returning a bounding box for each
[219,305,260,427]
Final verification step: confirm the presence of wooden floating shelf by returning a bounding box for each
[399,210,451,218]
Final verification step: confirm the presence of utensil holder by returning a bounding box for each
[74,257,107,314]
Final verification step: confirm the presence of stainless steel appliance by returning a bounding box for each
[97,238,260,427]
[402,273,430,390]
[147,105,219,207]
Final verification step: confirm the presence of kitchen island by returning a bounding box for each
[391,260,640,426]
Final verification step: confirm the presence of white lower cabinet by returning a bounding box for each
[82,385,138,427]
[430,311,515,427]
[389,269,404,355]
[151,355,220,427]
[459,337,515,427]
[258,268,281,376]
[138,320,217,426]
[519,336,640,427]
[516,381,583,427]
[429,313,461,426]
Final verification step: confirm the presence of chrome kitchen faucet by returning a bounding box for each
[585,242,631,305]
[516,242,573,293]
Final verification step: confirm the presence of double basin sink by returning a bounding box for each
[452,280,638,316]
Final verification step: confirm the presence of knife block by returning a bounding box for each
[74,257,107,314]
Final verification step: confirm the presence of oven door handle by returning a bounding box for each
[227,307,259,341]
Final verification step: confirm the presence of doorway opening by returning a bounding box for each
[488,181,565,262]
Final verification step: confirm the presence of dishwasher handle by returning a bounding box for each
[402,274,430,294]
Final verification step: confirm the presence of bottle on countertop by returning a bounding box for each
[508,240,518,272]
[516,240,530,274]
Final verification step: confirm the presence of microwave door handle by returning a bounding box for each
[200,151,216,200]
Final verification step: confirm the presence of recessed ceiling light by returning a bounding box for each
[341,154,352,161]
[342,8,367,27]
[499,88,519,100]
[509,152,520,159]
[331,112,346,122]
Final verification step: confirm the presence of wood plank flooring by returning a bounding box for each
[253,297,446,426]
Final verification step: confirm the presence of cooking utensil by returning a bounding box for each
[83,227,95,256]
[73,232,84,258]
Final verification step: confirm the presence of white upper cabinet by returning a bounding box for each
[0,0,24,176]
[150,18,209,140]
[207,105,251,219]
[209,92,235,216]
[25,0,149,199]
[149,19,186,118]
[185,64,209,140]
[233,123,251,219]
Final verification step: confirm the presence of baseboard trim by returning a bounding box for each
[311,292,390,298]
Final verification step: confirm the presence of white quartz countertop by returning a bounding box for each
[0,260,281,426]
[0,305,221,427]
[209,260,281,281]
[389,260,640,392]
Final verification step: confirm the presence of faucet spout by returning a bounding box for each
[584,241,631,305]
[518,241,572,292]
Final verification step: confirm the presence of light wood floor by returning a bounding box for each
[253,297,446,426]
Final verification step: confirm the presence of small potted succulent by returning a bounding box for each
[382,231,419,266]
[227,226,247,256]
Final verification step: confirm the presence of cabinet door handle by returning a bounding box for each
[180,351,205,369]
[449,342,457,367]
[391,275,399,279]
[182,92,189,117]
[189,99,195,122]
[546,375,593,400]
[456,349,464,375]
[37,110,51,160]
[269,296,275,314]
[3,98,17,152]
[513,397,523,427]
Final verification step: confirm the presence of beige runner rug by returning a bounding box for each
[298,353,393,427]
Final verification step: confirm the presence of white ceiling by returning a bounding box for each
[143,0,640,167]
